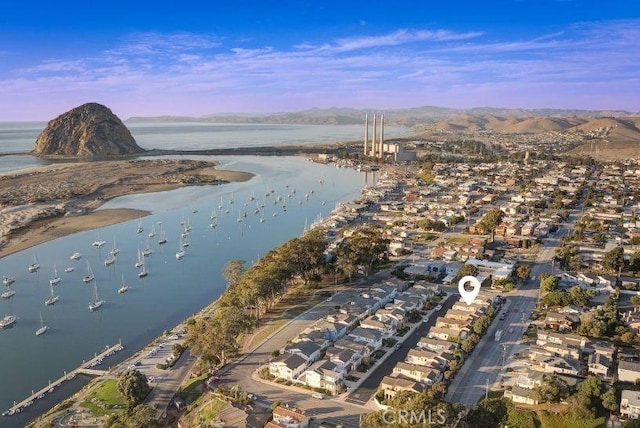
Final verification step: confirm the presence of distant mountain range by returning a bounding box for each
[127,105,639,127]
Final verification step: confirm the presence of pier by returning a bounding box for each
[3,342,123,417]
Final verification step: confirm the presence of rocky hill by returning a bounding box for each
[33,103,145,157]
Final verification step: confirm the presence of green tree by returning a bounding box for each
[569,285,590,307]
[336,225,389,279]
[117,369,151,408]
[631,295,640,306]
[531,375,569,403]
[223,259,246,289]
[514,264,532,280]
[129,404,160,428]
[540,274,559,292]
[603,246,625,273]
[601,387,618,413]
[455,264,479,282]
[630,251,640,273]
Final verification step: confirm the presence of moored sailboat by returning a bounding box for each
[49,265,61,286]
[45,283,59,305]
[88,280,104,311]
[35,312,49,336]
[83,261,95,284]
[28,251,40,273]
[118,274,129,294]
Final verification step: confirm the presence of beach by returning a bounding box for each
[0,158,253,258]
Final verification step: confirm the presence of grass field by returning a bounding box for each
[179,374,208,403]
[79,379,126,417]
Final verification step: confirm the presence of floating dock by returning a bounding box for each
[2,342,123,417]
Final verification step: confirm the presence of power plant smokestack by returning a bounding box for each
[363,113,368,157]
[372,114,377,158]
[379,114,384,158]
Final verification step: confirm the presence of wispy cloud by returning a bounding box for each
[1,21,639,120]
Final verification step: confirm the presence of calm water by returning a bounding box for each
[0,121,407,154]
[0,154,376,425]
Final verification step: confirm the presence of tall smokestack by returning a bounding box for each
[379,114,384,158]
[364,113,368,156]
[372,114,376,159]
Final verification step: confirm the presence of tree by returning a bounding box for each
[129,404,160,428]
[631,295,640,307]
[117,369,151,408]
[603,246,625,274]
[569,285,590,307]
[514,264,532,280]
[601,387,618,413]
[335,225,389,279]
[540,274,559,292]
[630,251,640,273]
[478,209,504,235]
[455,264,479,282]
[531,375,569,403]
[223,259,246,289]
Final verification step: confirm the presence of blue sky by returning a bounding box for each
[1,0,639,120]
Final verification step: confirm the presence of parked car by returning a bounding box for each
[434,304,442,311]
[312,393,324,399]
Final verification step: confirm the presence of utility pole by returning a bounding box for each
[485,379,489,401]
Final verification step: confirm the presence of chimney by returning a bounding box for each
[379,114,384,158]
[372,114,377,158]
[364,113,368,157]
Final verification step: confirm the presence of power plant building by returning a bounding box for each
[363,113,416,162]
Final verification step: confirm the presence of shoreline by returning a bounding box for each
[0,160,254,259]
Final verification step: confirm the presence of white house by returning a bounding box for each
[269,354,308,381]
[619,360,640,383]
[621,389,640,419]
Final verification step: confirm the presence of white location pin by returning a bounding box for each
[458,275,481,305]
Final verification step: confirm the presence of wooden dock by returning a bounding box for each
[3,342,123,416]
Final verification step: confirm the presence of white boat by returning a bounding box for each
[142,244,153,257]
[2,276,15,286]
[138,262,148,278]
[136,219,143,234]
[148,224,156,238]
[82,261,95,284]
[45,284,59,305]
[35,312,48,336]
[28,252,40,273]
[64,267,74,273]
[70,251,82,261]
[92,239,106,248]
[1,289,15,299]
[104,255,116,266]
[88,280,104,311]
[210,208,217,220]
[109,237,120,257]
[158,225,167,245]
[49,265,61,286]
[118,275,129,294]
[0,314,16,329]
[176,248,186,260]
[135,249,144,268]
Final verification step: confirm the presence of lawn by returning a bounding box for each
[537,410,605,428]
[179,373,209,403]
[194,397,227,425]
[79,379,126,417]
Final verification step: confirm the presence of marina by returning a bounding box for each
[0,154,377,423]
[2,342,124,417]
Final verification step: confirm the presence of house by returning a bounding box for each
[284,340,323,364]
[267,405,309,428]
[506,385,539,405]
[302,360,343,395]
[435,316,471,330]
[621,389,640,420]
[416,337,459,353]
[544,311,580,331]
[379,375,424,401]
[334,337,373,358]
[348,327,383,349]
[587,353,612,379]
[269,354,308,381]
[406,348,451,369]
[516,370,545,389]
[618,360,640,383]
[392,362,442,385]
[427,325,469,341]
[360,316,396,337]
[325,347,361,375]
[542,357,580,376]
[536,331,587,352]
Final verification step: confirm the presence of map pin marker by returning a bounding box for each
[458,275,481,305]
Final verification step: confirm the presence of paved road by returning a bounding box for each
[345,295,457,406]
[445,218,577,406]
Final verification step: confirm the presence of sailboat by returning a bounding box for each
[135,249,144,268]
[158,225,167,245]
[28,251,40,273]
[142,238,153,256]
[35,312,49,336]
[50,265,61,286]
[118,274,129,294]
[137,257,148,278]
[109,237,120,257]
[70,251,82,261]
[0,314,16,329]
[64,266,74,273]
[82,261,95,284]
[1,287,15,299]
[45,283,59,305]
[3,276,15,286]
[176,241,186,260]
[88,280,104,311]
[136,219,143,234]
[148,224,156,238]
[92,233,107,247]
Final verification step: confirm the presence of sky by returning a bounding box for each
[1,0,639,120]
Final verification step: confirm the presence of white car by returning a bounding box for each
[312,393,324,399]
[434,304,442,311]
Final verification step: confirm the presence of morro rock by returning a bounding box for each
[33,103,145,157]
